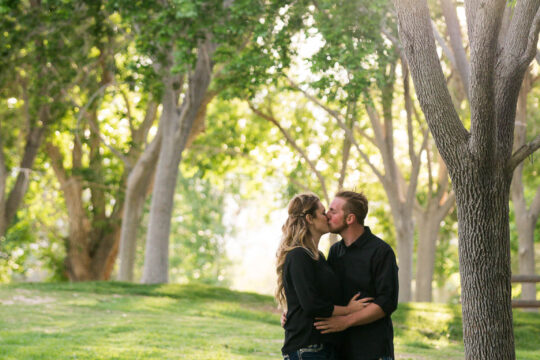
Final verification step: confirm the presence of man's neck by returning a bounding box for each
[341,224,365,247]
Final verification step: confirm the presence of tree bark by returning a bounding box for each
[118,133,161,281]
[455,168,514,359]
[142,39,216,284]
[46,140,93,281]
[395,0,540,357]
[0,121,48,238]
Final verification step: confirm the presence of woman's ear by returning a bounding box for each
[305,214,314,224]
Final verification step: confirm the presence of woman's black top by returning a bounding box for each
[282,247,343,355]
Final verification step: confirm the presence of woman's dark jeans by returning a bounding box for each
[283,344,337,360]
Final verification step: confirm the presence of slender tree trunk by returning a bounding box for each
[118,135,161,281]
[415,207,441,302]
[0,121,7,238]
[142,40,216,284]
[63,180,93,281]
[415,157,455,302]
[141,94,181,284]
[393,209,415,302]
[0,123,47,238]
[511,73,538,303]
[514,208,536,301]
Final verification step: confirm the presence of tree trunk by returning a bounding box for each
[141,92,180,284]
[0,121,7,237]
[118,134,161,281]
[415,158,455,302]
[142,40,216,284]
[0,123,47,238]
[511,72,538,303]
[393,209,415,302]
[393,0,540,357]
[63,179,93,281]
[415,207,442,302]
[454,169,514,359]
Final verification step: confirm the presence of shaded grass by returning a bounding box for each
[1,282,539,359]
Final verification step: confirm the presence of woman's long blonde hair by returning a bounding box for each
[275,193,321,309]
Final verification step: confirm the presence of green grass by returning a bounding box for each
[0,282,539,359]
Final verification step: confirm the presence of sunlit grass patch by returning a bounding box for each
[1,282,539,359]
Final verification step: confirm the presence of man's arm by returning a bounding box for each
[314,302,385,334]
[315,244,398,334]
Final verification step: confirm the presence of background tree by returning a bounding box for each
[511,68,540,303]
[0,0,80,240]
[394,0,540,358]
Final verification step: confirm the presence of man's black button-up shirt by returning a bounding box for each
[328,226,399,360]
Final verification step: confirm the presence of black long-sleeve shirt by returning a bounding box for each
[282,247,343,355]
[328,226,399,360]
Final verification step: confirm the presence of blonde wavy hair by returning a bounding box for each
[275,193,321,309]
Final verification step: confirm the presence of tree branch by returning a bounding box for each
[530,184,540,221]
[440,0,470,99]
[394,0,469,169]
[468,1,506,160]
[431,20,457,70]
[248,102,330,203]
[502,0,540,70]
[287,78,343,120]
[87,115,131,168]
[436,190,455,221]
[44,142,68,186]
[509,134,540,172]
[132,99,159,147]
[119,88,135,135]
[519,6,540,68]
[289,78,376,145]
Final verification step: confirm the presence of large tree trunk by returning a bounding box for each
[395,0,540,357]
[454,168,514,358]
[142,40,216,284]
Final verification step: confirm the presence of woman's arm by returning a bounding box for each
[331,293,374,316]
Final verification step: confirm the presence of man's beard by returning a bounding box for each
[329,219,348,234]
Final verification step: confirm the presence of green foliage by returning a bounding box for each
[0,165,67,283]
[169,172,231,286]
[217,0,308,99]
[308,0,397,104]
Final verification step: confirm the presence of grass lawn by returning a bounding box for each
[0,282,539,359]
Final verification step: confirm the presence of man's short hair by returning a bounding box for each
[335,191,368,225]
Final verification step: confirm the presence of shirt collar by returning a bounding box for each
[340,226,372,249]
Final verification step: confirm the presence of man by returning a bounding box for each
[315,191,398,360]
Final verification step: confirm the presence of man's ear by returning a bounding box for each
[346,213,356,225]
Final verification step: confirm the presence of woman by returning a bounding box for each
[276,193,369,360]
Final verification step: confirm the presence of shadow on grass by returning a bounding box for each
[392,302,463,351]
[4,281,274,305]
